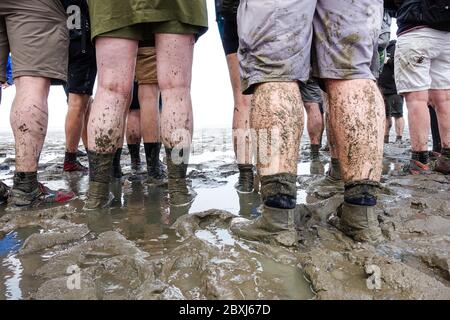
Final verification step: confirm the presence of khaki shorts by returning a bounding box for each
[88,0,208,41]
[395,27,450,94]
[135,47,158,85]
[238,0,382,94]
[0,0,69,84]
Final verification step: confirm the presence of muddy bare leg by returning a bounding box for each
[431,89,450,174]
[226,53,254,192]
[85,38,137,209]
[157,33,195,205]
[304,101,323,160]
[326,79,384,243]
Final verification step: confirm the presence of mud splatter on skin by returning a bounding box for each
[327,80,384,182]
[251,82,303,176]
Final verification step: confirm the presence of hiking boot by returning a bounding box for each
[84,181,114,210]
[64,160,88,173]
[230,205,298,247]
[147,161,168,186]
[329,202,383,244]
[7,183,75,210]
[435,156,450,175]
[235,164,254,193]
[0,181,11,205]
[402,159,431,175]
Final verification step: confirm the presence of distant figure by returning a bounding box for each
[379,40,405,144]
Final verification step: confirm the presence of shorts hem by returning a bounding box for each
[67,90,94,96]
[136,80,158,85]
[242,77,307,95]
[314,69,375,81]
[397,86,431,94]
[13,70,67,83]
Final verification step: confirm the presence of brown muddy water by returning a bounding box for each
[0,129,449,300]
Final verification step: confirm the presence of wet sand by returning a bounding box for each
[0,129,449,300]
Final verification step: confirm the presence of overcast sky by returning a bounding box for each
[0,2,399,132]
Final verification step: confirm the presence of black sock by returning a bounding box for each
[64,152,77,164]
[144,142,162,168]
[344,181,380,206]
[442,148,450,158]
[13,172,39,193]
[127,144,141,166]
[88,151,114,183]
[310,144,320,159]
[113,148,122,168]
[260,173,297,209]
[412,151,429,164]
[384,135,389,143]
[396,135,402,141]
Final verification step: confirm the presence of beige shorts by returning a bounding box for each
[395,27,450,94]
[0,0,69,84]
[135,47,158,85]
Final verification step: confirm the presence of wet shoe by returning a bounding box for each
[7,183,75,210]
[235,165,254,193]
[402,160,431,175]
[63,160,88,173]
[0,181,11,205]
[147,161,168,186]
[230,205,298,247]
[84,181,114,210]
[434,156,450,175]
[310,160,325,175]
[329,202,383,244]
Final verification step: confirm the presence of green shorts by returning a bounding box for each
[88,0,208,41]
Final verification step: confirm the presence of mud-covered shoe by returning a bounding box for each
[434,156,450,175]
[7,183,75,210]
[329,202,383,244]
[77,149,87,157]
[147,161,168,186]
[402,160,431,175]
[84,181,114,210]
[230,205,298,247]
[310,160,325,175]
[235,164,254,193]
[0,181,11,205]
[64,160,88,173]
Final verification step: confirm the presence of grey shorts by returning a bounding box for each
[300,79,323,104]
[237,0,382,94]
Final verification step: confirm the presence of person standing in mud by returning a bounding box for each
[391,0,450,175]
[300,79,325,163]
[379,40,405,144]
[0,0,76,209]
[231,0,387,245]
[216,0,255,193]
[63,0,96,173]
[84,0,208,209]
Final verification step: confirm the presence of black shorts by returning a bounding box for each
[65,37,97,96]
[384,94,403,118]
[130,82,140,110]
[220,17,239,55]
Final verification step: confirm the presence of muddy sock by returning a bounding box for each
[396,135,402,142]
[344,180,380,207]
[329,158,341,180]
[13,172,39,193]
[88,151,113,184]
[384,135,389,143]
[111,148,122,177]
[310,144,320,160]
[412,151,429,164]
[441,148,450,157]
[127,144,141,166]
[64,152,77,164]
[260,173,297,209]
[144,142,162,171]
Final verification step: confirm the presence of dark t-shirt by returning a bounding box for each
[379,40,398,95]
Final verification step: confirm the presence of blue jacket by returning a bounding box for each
[6,55,13,85]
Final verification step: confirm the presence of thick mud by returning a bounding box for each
[0,130,449,300]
